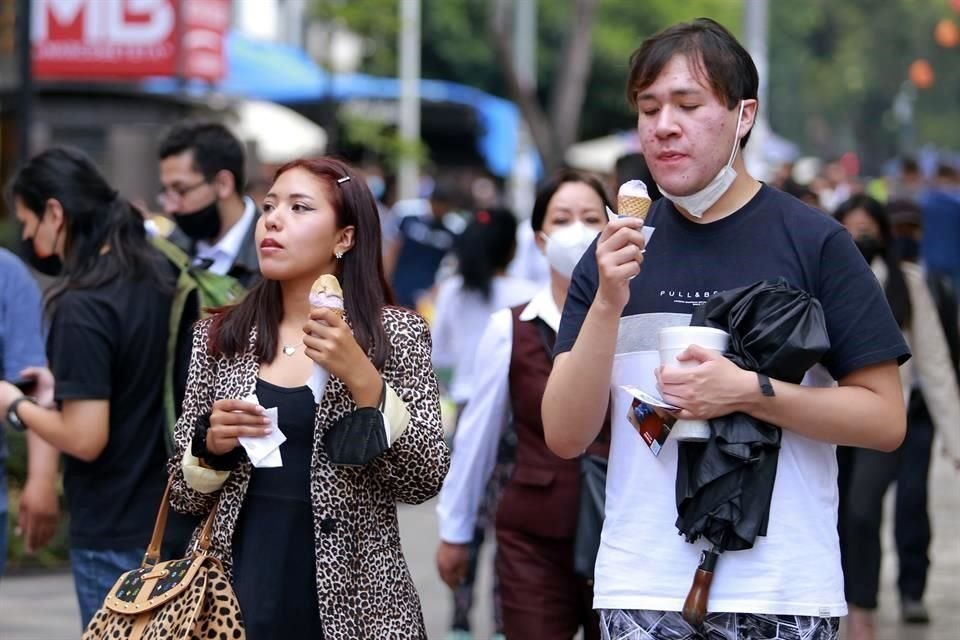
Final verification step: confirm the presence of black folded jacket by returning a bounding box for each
[325,406,389,466]
[676,279,830,552]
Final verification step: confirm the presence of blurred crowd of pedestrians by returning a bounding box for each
[1,16,960,640]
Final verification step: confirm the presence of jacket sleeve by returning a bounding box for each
[370,311,451,504]
[905,266,960,462]
[436,310,513,543]
[167,318,221,516]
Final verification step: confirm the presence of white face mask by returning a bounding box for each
[540,222,598,279]
[657,100,746,218]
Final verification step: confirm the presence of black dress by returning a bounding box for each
[232,379,323,639]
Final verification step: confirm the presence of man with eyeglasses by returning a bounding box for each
[157,121,260,287]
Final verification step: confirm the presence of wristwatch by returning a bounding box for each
[757,372,776,397]
[5,396,36,432]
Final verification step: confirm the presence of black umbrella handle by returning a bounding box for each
[682,549,719,627]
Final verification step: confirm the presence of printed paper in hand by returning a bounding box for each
[237,394,286,467]
[620,385,678,458]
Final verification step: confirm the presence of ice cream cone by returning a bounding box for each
[310,274,345,318]
[618,180,652,222]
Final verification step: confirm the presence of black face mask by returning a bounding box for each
[172,200,221,241]
[894,235,920,262]
[855,234,883,264]
[20,235,63,277]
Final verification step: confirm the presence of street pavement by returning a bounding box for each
[1,452,957,639]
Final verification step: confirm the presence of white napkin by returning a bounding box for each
[605,206,655,249]
[307,365,329,405]
[237,394,286,468]
[620,384,680,411]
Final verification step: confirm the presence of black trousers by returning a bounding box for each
[837,442,900,609]
[837,389,935,609]
[895,391,934,601]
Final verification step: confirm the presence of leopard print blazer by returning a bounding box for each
[168,306,450,639]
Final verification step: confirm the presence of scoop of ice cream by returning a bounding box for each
[618,180,650,200]
[309,292,345,310]
[309,274,344,312]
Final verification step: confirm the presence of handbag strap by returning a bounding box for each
[143,477,220,567]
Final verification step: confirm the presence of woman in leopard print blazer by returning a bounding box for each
[168,157,450,639]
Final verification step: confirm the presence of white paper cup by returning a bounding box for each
[657,326,730,442]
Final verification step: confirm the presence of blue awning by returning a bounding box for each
[144,31,525,177]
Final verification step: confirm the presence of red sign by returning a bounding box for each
[32,0,230,81]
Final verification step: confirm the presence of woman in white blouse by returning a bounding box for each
[436,170,611,640]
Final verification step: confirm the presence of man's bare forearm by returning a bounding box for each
[739,363,906,451]
[26,432,60,480]
[542,300,622,458]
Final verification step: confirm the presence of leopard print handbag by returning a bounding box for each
[82,481,245,640]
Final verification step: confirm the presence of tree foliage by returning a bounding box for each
[767,0,960,170]
[311,0,960,172]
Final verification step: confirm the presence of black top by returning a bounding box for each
[232,379,322,639]
[556,185,910,380]
[48,261,174,550]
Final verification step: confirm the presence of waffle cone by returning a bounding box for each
[618,195,651,221]
[311,274,343,299]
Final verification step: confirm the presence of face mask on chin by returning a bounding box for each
[540,222,599,279]
[657,100,746,218]
[21,229,63,277]
[173,200,222,241]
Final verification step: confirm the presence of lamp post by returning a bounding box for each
[509,0,537,219]
[16,0,31,163]
[742,0,770,180]
[397,0,421,201]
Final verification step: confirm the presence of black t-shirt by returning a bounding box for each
[555,185,910,380]
[49,261,174,550]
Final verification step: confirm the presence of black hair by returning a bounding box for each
[901,157,920,175]
[158,121,246,194]
[781,179,821,209]
[531,170,612,233]
[937,164,957,180]
[455,208,518,300]
[626,17,759,148]
[834,194,912,329]
[209,157,394,368]
[8,146,171,305]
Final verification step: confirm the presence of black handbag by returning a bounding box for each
[534,319,607,579]
[573,453,607,579]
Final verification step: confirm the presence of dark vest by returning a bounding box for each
[494,305,608,540]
